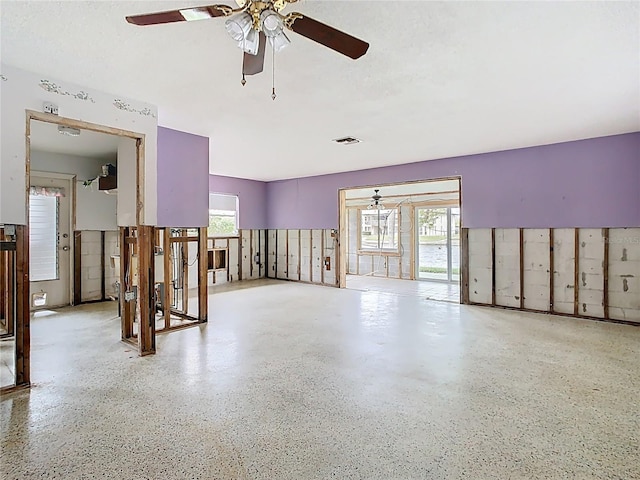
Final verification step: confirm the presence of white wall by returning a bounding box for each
[30,150,117,231]
[0,64,157,226]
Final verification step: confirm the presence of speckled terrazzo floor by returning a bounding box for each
[1,279,639,479]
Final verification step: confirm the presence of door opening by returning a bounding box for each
[415,207,460,283]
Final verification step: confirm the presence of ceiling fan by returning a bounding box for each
[126,0,369,96]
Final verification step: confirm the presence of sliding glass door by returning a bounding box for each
[416,207,460,282]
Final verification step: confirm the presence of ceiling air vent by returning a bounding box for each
[332,136,361,145]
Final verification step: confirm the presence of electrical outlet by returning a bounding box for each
[43,102,59,115]
[124,287,137,302]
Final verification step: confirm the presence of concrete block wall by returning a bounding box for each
[465,227,640,324]
[495,229,520,308]
[266,229,338,287]
[608,228,640,322]
[79,230,118,302]
[209,229,266,285]
[468,229,492,305]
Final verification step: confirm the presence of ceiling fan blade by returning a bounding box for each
[243,32,267,76]
[126,4,234,26]
[285,13,369,60]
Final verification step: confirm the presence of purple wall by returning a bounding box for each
[157,126,209,227]
[266,133,640,229]
[209,174,268,229]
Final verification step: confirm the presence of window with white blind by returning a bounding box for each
[208,193,238,237]
[29,195,59,281]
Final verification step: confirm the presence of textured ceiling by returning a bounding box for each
[2,1,639,181]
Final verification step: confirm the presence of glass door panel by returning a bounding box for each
[416,207,448,281]
[416,206,460,283]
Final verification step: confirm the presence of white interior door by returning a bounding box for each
[29,175,72,309]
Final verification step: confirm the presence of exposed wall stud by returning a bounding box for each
[549,228,554,313]
[574,228,579,316]
[603,228,609,319]
[461,228,469,304]
[15,225,30,388]
[73,231,82,305]
[519,228,524,310]
[198,227,208,322]
[163,228,171,330]
[101,231,106,302]
[136,225,155,356]
[491,228,496,306]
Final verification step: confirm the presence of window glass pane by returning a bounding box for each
[29,195,58,281]
[360,209,398,251]
[208,194,239,237]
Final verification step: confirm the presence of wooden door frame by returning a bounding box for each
[3,110,150,393]
[337,176,462,290]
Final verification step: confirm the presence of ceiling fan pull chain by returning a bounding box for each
[241,72,246,86]
[271,47,277,100]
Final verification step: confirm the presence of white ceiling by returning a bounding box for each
[30,120,119,161]
[2,1,639,181]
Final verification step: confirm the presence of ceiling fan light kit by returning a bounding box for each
[126,0,369,98]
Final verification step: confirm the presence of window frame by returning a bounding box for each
[29,194,60,282]
[357,206,401,256]
[208,193,239,238]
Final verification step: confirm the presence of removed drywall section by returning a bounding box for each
[578,229,605,318]
[104,232,118,298]
[300,230,312,283]
[552,228,576,315]
[494,229,520,308]
[265,229,337,286]
[523,229,551,311]
[287,230,300,281]
[80,231,102,302]
[465,227,639,324]
[468,229,492,304]
[608,228,640,322]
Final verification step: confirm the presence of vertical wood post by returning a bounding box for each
[238,229,243,281]
[321,230,325,285]
[163,228,171,330]
[298,230,301,281]
[603,228,609,319]
[137,225,155,356]
[519,228,524,310]
[461,228,469,304]
[250,229,254,278]
[14,225,30,387]
[73,231,82,305]
[549,229,554,313]
[100,231,106,302]
[574,229,580,316]
[491,228,496,306]
[120,227,133,341]
[198,227,208,323]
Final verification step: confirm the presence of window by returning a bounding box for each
[29,195,59,281]
[359,208,399,252]
[208,193,238,237]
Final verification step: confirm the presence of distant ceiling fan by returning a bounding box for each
[126,0,369,96]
